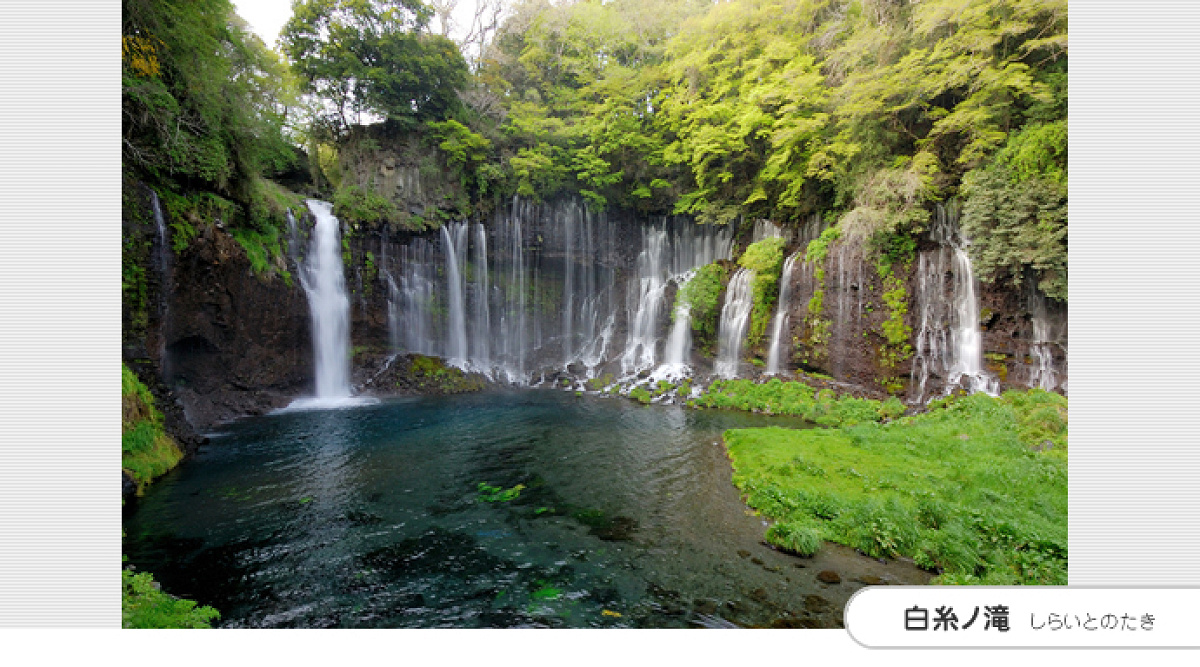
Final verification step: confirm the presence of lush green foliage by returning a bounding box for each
[725,390,1067,584]
[281,0,469,135]
[961,120,1068,301]
[738,237,787,347]
[691,378,892,428]
[123,566,220,628]
[673,262,728,355]
[332,184,402,227]
[800,227,841,363]
[875,260,913,392]
[477,0,1065,226]
[122,365,183,490]
[123,0,297,195]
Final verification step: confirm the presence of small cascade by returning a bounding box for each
[663,303,692,367]
[765,252,801,374]
[149,190,173,375]
[1027,283,1067,393]
[910,203,999,403]
[441,223,469,367]
[751,219,783,243]
[621,228,670,374]
[470,223,491,370]
[715,268,755,378]
[286,200,376,409]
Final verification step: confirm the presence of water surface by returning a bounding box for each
[124,390,926,628]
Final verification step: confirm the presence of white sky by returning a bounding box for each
[233,0,492,52]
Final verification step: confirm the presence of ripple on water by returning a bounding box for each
[124,389,930,628]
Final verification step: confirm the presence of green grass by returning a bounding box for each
[691,377,895,427]
[724,390,1067,584]
[123,566,219,628]
[122,364,183,491]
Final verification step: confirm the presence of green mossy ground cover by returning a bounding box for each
[724,390,1068,584]
[122,565,219,629]
[691,377,904,427]
[122,364,183,491]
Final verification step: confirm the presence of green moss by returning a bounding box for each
[123,566,219,628]
[737,236,787,346]
[586,373,615,392]
[801,227,840,365]
[230,225,290,284]
[332,184,400,229]
[725,390,1067,584]
[629,386,652,405]
[122,364,183,492]
[674,262,728,355]
[874,259,914,392]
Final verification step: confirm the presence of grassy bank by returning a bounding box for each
[122,365,183,490]
[724,390,1067,584]
[691,377,906,428]
[122,364,218,627]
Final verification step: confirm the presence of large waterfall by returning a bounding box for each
[287,201,376,409]
[715,268,755,378]
[910,203,999,403]
[765,252,801,375]
[380,200,732,384]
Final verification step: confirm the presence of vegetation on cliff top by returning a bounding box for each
[725,390,1067,584]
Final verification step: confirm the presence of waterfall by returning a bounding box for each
[285,201,376,409]
[620,219,735,376]
[1027,283,1066,393]
[910,203,998,403]
[751,219,783,243]
[471,223,491,370]
[442,223,469,368]
[378,200,731,384]
[621,228,669,374]
[715,268,755,378]
[765,253,801,374]
[149,190,173,376]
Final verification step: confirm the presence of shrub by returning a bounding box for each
[738,236,787,346]
[674,262,728,354]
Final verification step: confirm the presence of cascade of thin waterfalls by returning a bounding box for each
[1027,283,1066,393]
[621,219,735,375]
[715,268,755,378]
[286,200,376,408]
[765,253,801,374]
[751,219,783,243]
[910,203,999,403]
[381,201,732,384]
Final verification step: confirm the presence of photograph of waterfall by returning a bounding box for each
[120,0,1067,629]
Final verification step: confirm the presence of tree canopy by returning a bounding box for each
[281,0,470,136]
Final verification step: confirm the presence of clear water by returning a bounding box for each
[123,391,925,628]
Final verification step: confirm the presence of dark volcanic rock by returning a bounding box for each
[816,570,841,584]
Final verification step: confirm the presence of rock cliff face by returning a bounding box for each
[123,179,1066,431]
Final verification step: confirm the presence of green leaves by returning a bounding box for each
[281,0,466,131]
